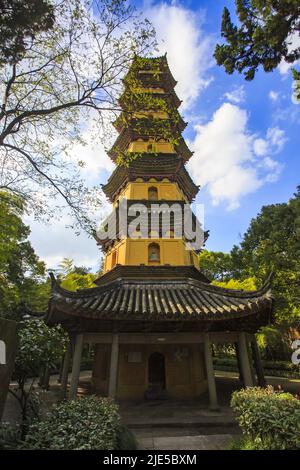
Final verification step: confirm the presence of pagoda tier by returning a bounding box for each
[113,112,187,134]
[102,154,199,203]
[96,199,209,252]
[109,55,193,165]
[118,87,182,111]
[107,129,193,162]
[122,55,177,91]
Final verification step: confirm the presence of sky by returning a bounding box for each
[28,0,300,272]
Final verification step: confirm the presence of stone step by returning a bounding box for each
[126,419,237,429]
[135,433,236,450]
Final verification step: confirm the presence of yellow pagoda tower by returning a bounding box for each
[99,55,204,273]
[47,56,273,407]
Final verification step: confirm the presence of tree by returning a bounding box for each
[0,0,55,66]
[57,257,96,290]
[0,0,156,233]
[0,191,49,319]
[214,1,300,91]
[213,277,256,291]
[10,318,67,437]
[230,186,300,325]
[198,249,234,282]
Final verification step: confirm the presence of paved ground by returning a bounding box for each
[120,398,237,428]
[3,370,299,450]
[135,433,235,450]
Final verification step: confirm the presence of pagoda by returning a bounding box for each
[46,56,273,408]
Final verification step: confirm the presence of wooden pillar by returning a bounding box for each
[246,336,256,385]
[108,334,119,399]
[60,342,72,398]
[238,332,254,387]
[39,364,50,390]
[41,364,51,390]
[251,336,266,387]
[57,354,65,384]
[234,342,244,387]
[204,333,218,410]
[69,334,84,399]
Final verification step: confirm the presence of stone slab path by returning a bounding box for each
[135,433,234,450]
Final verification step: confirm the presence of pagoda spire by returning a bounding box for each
[107,56,193,166]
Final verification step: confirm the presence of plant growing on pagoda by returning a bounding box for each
[10,318,68,438]
[0,0,156,234]
[112,55,185,167]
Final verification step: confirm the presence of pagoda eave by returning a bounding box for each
[101,154,199,202]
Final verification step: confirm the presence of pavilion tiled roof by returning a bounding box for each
[46,270,273,332]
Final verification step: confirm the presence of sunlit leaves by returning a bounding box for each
[0,0,156,233]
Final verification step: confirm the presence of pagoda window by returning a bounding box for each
[148,186,158,201]
[147,143,156,152]
[165,229,175,239]
[111,250,117,268]
[148,243,160,263]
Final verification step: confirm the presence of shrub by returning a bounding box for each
[25,396,121,450]
[231,386,300,450]
[213,356,300,378]
[0,423,22,450]
[116,425,137,450]
[256,326,293,361]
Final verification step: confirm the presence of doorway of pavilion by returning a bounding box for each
[145,352,167,400]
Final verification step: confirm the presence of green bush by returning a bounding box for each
[116,425,137,450]
[0,423,22,450]
[25,396,121,450]
[213,356,300,378]
[229,436,258,450]
[231,386,300,450]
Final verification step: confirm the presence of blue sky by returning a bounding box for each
[28,0,300,270]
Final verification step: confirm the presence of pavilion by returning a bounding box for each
[46,56,273,409]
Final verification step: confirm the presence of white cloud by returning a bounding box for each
[145,2,214,110]
[278,33,300,76]
[27,216,101,271]
[269,90,279,102]
[253,127,286,157]
[26,198,112,271]
[187,103,286,210]
[253,138,268,156]
[276,32,300,104]
[26,187,112,272]
[223,85,245,104]
[62,116,115,185]
[69,138,115,184]
[266,127,287,153]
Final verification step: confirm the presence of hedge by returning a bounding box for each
[231,386,300,450]
[213,357,300,378]
[25,396,127,450]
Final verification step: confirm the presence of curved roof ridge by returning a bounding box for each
[49,272,272,301]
